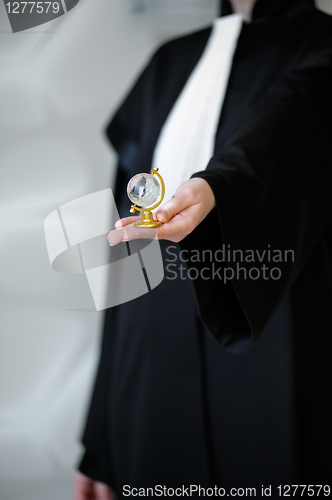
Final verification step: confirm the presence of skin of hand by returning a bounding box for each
[229,0,257,22]
[107,178,216,245]
[74,471,115,500]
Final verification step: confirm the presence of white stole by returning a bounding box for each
[151,14,243,206]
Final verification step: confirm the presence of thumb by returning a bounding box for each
[94,481,112,500]
[156,192,189,223]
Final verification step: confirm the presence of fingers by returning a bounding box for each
[73,472,116,500]
[153,208,193,242]
[108,224,158,246]
[107,227,126,246]
[115,216,141,228]
[108,178,215,245]
[108,202,194,245]
[74,472,94,500]
[156,200,177,223]
[112,182,194,240]
[94,481,113,500]
[156,188,192,223]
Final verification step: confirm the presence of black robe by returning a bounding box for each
[78,0,332,496]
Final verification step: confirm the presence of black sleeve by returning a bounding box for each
[180,45,332,353]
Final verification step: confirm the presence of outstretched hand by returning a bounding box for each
[107,178,215,245]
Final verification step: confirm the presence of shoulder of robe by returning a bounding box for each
[301,9,332,50]
[150,26,212,69]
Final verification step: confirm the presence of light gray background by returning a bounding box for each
[0,1,331,499]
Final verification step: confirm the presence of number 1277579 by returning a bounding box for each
[277,485,330,497]
[5,2,60,14]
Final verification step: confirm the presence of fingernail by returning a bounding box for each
[157,212,166,223]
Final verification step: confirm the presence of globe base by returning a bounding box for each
[133,210,162,228]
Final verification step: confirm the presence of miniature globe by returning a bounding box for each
[127,173,162,208]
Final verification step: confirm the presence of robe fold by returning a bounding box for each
[78,0,332,495]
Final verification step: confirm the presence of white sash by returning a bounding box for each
[151,14,243,206]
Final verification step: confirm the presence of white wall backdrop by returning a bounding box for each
[0,1,331,499]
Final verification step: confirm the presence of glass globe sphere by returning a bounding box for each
[127,173,162,208]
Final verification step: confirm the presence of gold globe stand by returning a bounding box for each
[129,167,165,228]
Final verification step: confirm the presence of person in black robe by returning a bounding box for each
[75,0,332,498]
